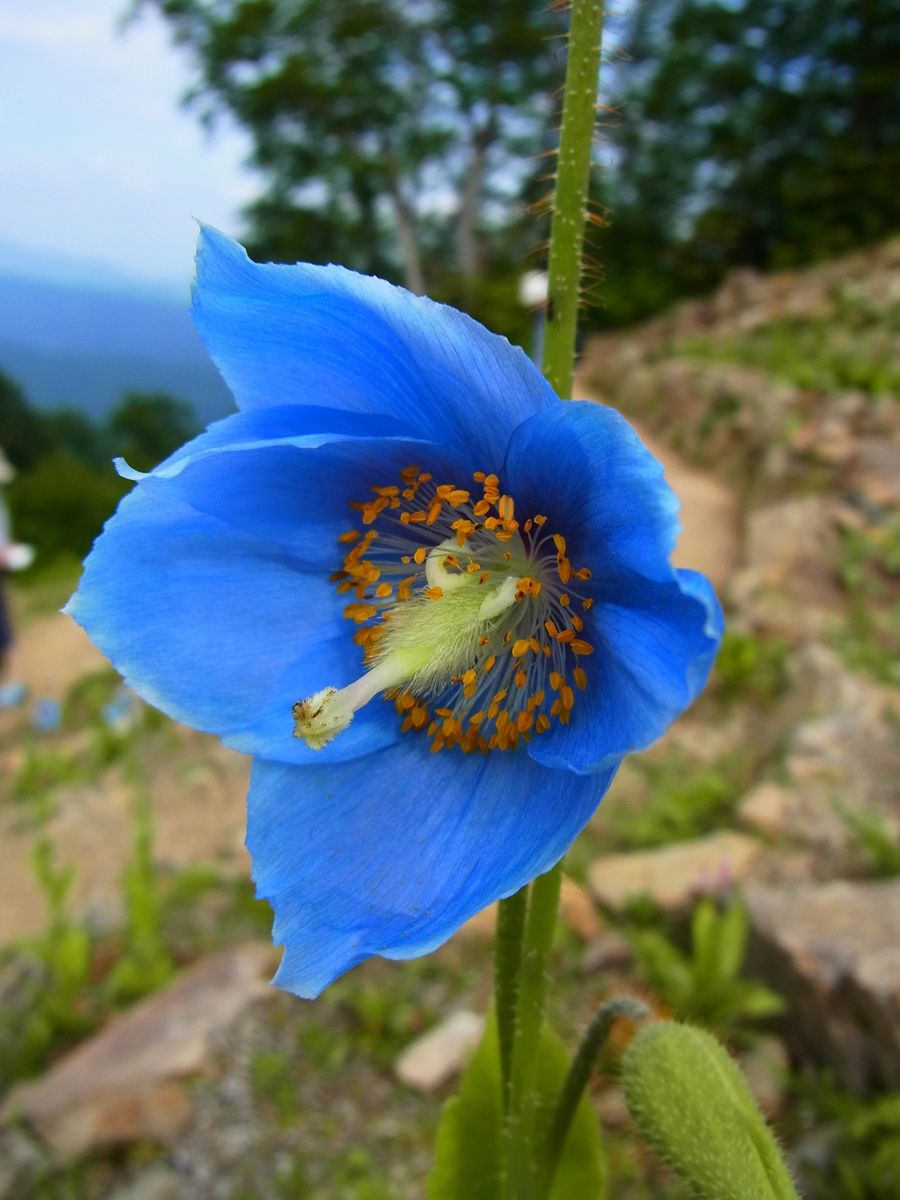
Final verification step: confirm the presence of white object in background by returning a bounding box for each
[4,543,35,571]
[518,269,549,309]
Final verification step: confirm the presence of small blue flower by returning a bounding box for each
[67,228,722,997]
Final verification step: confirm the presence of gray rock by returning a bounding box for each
[394,1011,484,1093]
[739,1036,790,1118]
[746,880,900,1089]
[731,497,845,635]
[588,832,765,913]
[738,783,793,840]
[106,1166,184,1200]
[0,944,277,1156]
[581,931,635,975]
[0,1130,46,1200]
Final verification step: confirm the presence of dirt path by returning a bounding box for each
[631,422,740,593]
[6,610,107,700]
[1,611,249,950]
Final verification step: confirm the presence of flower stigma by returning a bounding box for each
[292,468,594,753]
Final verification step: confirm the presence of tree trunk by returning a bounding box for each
[390,186,425,295]
[458,136,489,288]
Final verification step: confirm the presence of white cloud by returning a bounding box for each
[0,0,259,286]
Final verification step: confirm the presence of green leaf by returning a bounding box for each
[427,1013,605,1200]
[622,1022,799,1200]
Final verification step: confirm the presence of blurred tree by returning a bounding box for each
[40,409,108,468]
[599,0,900,324]
[0,369,52,471]
[135,0,565,293]
[106,391,199,473]
[7,452,129,563]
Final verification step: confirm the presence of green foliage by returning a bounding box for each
[792,1075,900,1200]
[13,743,91,804]
[0,369,53,470]
[104,788,175,1005]
[249,1048,299,1126]
[428,1013,606,1199]
[0,835,92,1082]
[622,1022,799,1200]
[106,390,198,473]
[827,518,900,685]
[628,898,784,1040]
[835,802,900,880]
[611,754,746,850]
[712,630,790,709]
[2,373,199,575]
[679,313,900,398]
[330,979,433,1067]
[597,0,900,326]
[7,450,129,563]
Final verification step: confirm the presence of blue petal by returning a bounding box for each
[503,401,681,581]
[127,403,418,482]
[192,226,557,466]
[247,744,618,997]
[129,407,453,572]
[529,569,723,774]
[68,417,452,764]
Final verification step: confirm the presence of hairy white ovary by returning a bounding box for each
[292,566,520,750]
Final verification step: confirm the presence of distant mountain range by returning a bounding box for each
[0,265,235,426]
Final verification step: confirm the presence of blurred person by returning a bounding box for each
[0,448,34,706]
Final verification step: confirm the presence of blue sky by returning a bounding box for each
[0,1,256,290]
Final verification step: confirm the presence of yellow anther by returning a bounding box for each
[344,603,378,623]
[573,667,588,690]
[570,639,594,656]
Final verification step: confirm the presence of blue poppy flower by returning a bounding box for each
[67,228,722,998]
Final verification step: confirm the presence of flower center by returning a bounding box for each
[292,467,594,753]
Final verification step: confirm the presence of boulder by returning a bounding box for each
[588,832,764,913]
[1,944,276,1156]
[746,880,900,1090]
[730,497,845,635]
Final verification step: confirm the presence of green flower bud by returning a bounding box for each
[622,1022,799,1200]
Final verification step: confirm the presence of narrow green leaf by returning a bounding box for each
[428,1014,606,1200]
